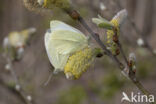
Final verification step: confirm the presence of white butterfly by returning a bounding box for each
[44,20,88,73]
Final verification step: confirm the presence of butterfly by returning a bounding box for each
[44,20,89,73]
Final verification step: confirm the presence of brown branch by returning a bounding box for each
[128,18,156,56]
[3,54,33,104]
[113,0,156,57]
[0,78,28,104]
[64,9,152,99]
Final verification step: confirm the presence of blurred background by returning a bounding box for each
[0,0,156,104]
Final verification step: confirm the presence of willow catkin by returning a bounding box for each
[64,47,95,79]
[23,0,44,13]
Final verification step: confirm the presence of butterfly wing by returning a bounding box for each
[50,20,86,36]
[45,31,69,72]
[51,30,88,54]
[45,20,88,71]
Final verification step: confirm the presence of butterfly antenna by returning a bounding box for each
[44,73,53,86]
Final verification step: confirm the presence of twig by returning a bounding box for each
[128,18,156,56]
[113,0,156,56]
[4,54,33,104]
[113,28,129,65]
[117,42,128,64]
[65,9,152,98]
[114,29,152,97]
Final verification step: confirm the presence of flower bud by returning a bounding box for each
[5,64,11,71]
[129,53,136,62]
[27,95,32,101]
[106,9,127,55]
[92,15,114,29]
[3,37,9,48]
[15,84,21,91]
[153,50,156,54]
[137,38,144,46]
[129,53,136,73]
[99,2,106,11]
[112,9,127,26]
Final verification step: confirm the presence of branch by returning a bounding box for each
[3,54,33,104]
[65,9,152,98]
[113,0,156,56]
[0,78,28,104]
[113,29,152,98]
[128,18,156,56]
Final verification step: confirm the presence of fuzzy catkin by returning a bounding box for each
[64,48,94,79]
[44,0,70,9]
[106,19,120,55]
[107,19,119,44]
[24,0,41,10]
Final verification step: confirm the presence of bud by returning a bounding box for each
[99,2,106,11]
[8,32,24,48]
[5,64,11,71]
[106,15,121,44]
[92,15,114,29]
[153,50,156,54]
[112,9,128,26]
[16,47,25,60]
[129,53,136,73]
[106,9,127,55]
[122,65,129,78]
[3,28,36,61]
[8,28,36,48]
[3,37,9,48]
[15,84,21,91]
[27,95,32,101]
[129,53,136,62]
[137,38,144,46]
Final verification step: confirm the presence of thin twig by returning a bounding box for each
[78,17,124,69]
[65,9,152,98]
[0,78,29,104]
[113,0,156,56]
[128,18,156,56]
[113,28,129,65]
[4,54,33,104]
[117,41,128,65]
